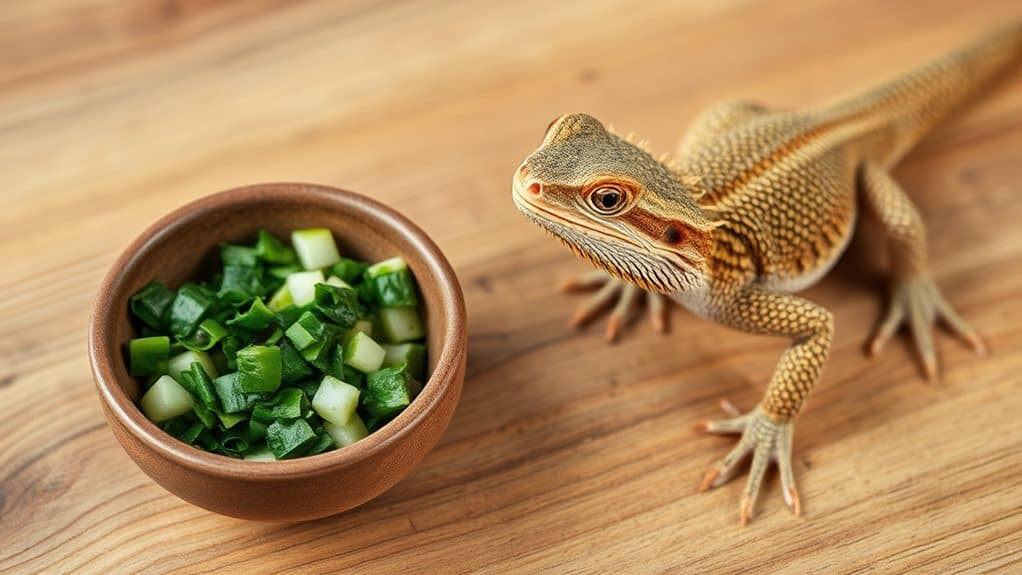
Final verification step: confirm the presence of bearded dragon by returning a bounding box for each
[512,26,1019,525]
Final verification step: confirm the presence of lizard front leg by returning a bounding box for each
[559,271,671,341]
[859,163,985,378]
[696,288,833,525]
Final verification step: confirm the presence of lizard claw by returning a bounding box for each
[559,271,672,341]
[868,276,985,379]
[696,404,800,525]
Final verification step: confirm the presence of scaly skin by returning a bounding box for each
[512,26,1020,525]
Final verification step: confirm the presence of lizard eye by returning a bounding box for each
[589,186,626,215]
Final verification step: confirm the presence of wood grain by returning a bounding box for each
[1,0,1020,573]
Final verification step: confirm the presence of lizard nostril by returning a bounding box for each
[527,182,542,196]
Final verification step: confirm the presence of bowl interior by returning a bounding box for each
[93,183,461,472]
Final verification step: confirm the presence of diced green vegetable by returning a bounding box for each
[243,446,276,461]
[331,258,369,283]
[313,283,359,328]
[343,331,385,373]
[236,345,282,393]
[140,375,194,423]
[292,228,341,270]
[365,257,408,278]
[168,283,215,338]
[265,418,317,459]
[364,269,419,308]
[363,366,414,418]
[227,298,275,330]
[186,361,220,411]
[168,350,217,383]
[324,413,369,447]
[255,230,297,264]
[213,372,261,413]
[178,318,229,352]
[312,375,360,425]
[218,265,266,303]
[217,411,247,429]
[378,307,425,343]
[382,343,427,381]
[269,387,308,419]
[279,340,312,382]
[324,275,349,288]
[129,228,427,460]
[286,270,325,308]
[304,432,335,456]
[129,336,169,377]
[267,284,294,311]
[220,244,258,267]
[130,281,175,329]
[341,319,374,345]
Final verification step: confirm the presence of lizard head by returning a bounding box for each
[512,113,718,294]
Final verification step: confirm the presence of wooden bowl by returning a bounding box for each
[88,183,467,521]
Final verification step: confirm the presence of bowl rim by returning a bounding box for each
[89,182,466,480]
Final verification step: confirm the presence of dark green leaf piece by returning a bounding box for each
[313,283,360,328]
[227,298,275,331]
[168,283,215,339]
[236,345,282,393]
[331,258,369,283]
[255,230,297,264]
[129,336,169,377]
[363,365,413,418]
[130,281,176,329]
[266,419,317,459]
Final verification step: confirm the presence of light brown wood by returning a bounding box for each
[1,0,1020,572]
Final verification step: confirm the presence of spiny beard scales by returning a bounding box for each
[516,204,696,294]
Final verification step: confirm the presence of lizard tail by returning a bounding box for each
[822,23,1022,166]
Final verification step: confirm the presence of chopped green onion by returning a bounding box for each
[130,281,176,329]
[168,350,217,383]
[168,283,215,338]
[255,230,297,264]
[279,340,313,382]
[365,256,408,278]
[377,307,425,343]
[343,331,385,373]
[187,361,220,412]
[285,270,325,308]
[303,432,335,456]
[267,284,294,311]
[363,365,414,418]
[140,375,194,423]
[218,265,266,303]
[292,228,341,270]
[129,336,170,377]
[177,318,229,352]
[268,387,308,419]
[265,418,317,459]
[191,398,218,429]
[285,311,330,351]
[331,258,369,283]
[220,244,259,267]
[236,345,282,393]
[382,342,427,381]
[243,445,276,461]
[312,375,361,425]
[227,298,275,330]
[324,413,369,447]
[217,411,247,429]
[364,269,419,308]
[313,283,360,328]
[213,372,261,413]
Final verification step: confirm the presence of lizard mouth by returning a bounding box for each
[513,188,694,294]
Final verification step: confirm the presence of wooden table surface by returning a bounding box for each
[2,1,1021,573]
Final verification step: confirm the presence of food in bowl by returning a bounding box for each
[126,227,428,461]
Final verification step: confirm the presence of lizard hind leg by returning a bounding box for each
[558,271,671,342]
[859,163,986,379]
